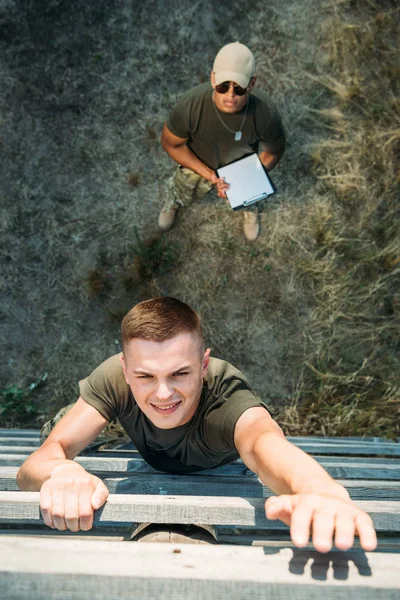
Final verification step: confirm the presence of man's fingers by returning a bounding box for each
[289,499,315,548]
[64,489,80,532]
[40,486,55,529]
[92,479,110,510]
[50,487,67,531]
[334,515,355,551]
[311,508,336,553]
[79,490,95,531]
[355,512,378,551]
[265,495,293,526]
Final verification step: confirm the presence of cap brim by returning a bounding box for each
[214,70,250,89]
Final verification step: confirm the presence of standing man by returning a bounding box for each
[158,42,285,241]
[17,297,377,554]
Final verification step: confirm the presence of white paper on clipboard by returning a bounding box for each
[217,153,276,210]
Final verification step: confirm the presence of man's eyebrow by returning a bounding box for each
[172,365,192,372]
[132,365,192,375]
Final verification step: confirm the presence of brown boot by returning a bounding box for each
[243,211,260,241]
[158,204,179,231]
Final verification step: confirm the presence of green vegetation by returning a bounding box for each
[1,374,47,427]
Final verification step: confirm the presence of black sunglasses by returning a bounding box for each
[215,81,249,97]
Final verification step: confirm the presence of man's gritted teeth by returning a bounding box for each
[150,400,182,413]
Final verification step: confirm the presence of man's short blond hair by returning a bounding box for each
[121,297,204,351]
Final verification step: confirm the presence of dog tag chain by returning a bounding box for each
[212,93,249,142]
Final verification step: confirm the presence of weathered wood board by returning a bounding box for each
[1,492,399,532]
[1,537,399,600]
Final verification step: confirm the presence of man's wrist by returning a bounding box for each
[206,168,216,183]
[50,461,85,479]
[297,479,350,501]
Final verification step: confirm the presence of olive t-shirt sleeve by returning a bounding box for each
[79,354,132,422]
[201,360,271,455]
[166,94,191,140]
[253,92,286,155]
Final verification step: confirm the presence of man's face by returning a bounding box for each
[121,333,210,429]
[211,72,256,114]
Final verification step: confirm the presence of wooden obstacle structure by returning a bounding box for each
[0,429,399,598]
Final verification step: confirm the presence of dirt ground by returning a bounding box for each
[1,0,398,431]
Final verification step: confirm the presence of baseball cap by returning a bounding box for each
[213,42,255,89]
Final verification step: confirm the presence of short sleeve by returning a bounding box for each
[253,93,286,155]
[79,354,132,422]
[166,94,191,140]
[201,361,271,454]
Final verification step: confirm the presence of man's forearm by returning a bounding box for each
[162,142,215,181]
[252,433,350,499]
[17,442,85,491]
[258,149,283,171]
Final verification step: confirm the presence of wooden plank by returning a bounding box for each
[0,430,390,442]
[2,454,400,480]
[0,537,399,599]
[294,442,400,456]
[0,438,40,447]
[94,440,400,457]
[2,467,400,501]
[0,429,39,437]
[0,492,399,531]
[0,446,40,454]
[287,436,392,443]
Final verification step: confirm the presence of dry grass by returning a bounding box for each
[279,0,400,437]
[0,0,398,437]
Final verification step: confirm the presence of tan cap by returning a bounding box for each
[213,42,255,89]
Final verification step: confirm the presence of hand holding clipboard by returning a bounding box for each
[217,153,276,210]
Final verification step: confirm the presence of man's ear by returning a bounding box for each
[210,71,216,88]
[119,354,130,385]
[248,76,257,92]
[201,348,211,377]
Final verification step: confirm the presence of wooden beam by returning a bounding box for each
[0,492,399,531]
[1,537,399,599]
[94,440,400,457]
[0,438,40,447]
[2,454,400,480]
[2,467,400,500]
[0,429,39,437]
[0,446,39,454]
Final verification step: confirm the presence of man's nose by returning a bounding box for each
[155,381,173,400]
[227,82,235,97]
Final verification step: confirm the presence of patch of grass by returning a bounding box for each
[129,228,179,281]
[127,171,140,187]
[281,0,400,437]
[0,373,48,427]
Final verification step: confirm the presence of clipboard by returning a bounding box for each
[217,153,276,210]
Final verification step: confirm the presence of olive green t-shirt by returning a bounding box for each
[79,354,270,474]
[167,82,285,170]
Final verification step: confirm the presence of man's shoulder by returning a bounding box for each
[82,353,126,389]
[205,357,253,391]
[174,82,212,107]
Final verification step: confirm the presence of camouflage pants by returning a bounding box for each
[162,166,258,214]
[162,166,214,211]
[40,403,129,450]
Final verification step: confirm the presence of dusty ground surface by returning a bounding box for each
[1,0,398,432]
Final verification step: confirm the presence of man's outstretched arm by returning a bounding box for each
[17,397,110,532]
[234,407,377,553]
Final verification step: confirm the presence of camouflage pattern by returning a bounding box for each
[40,403,129,450]
[162,166,213,211]
[162,165,258,215]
